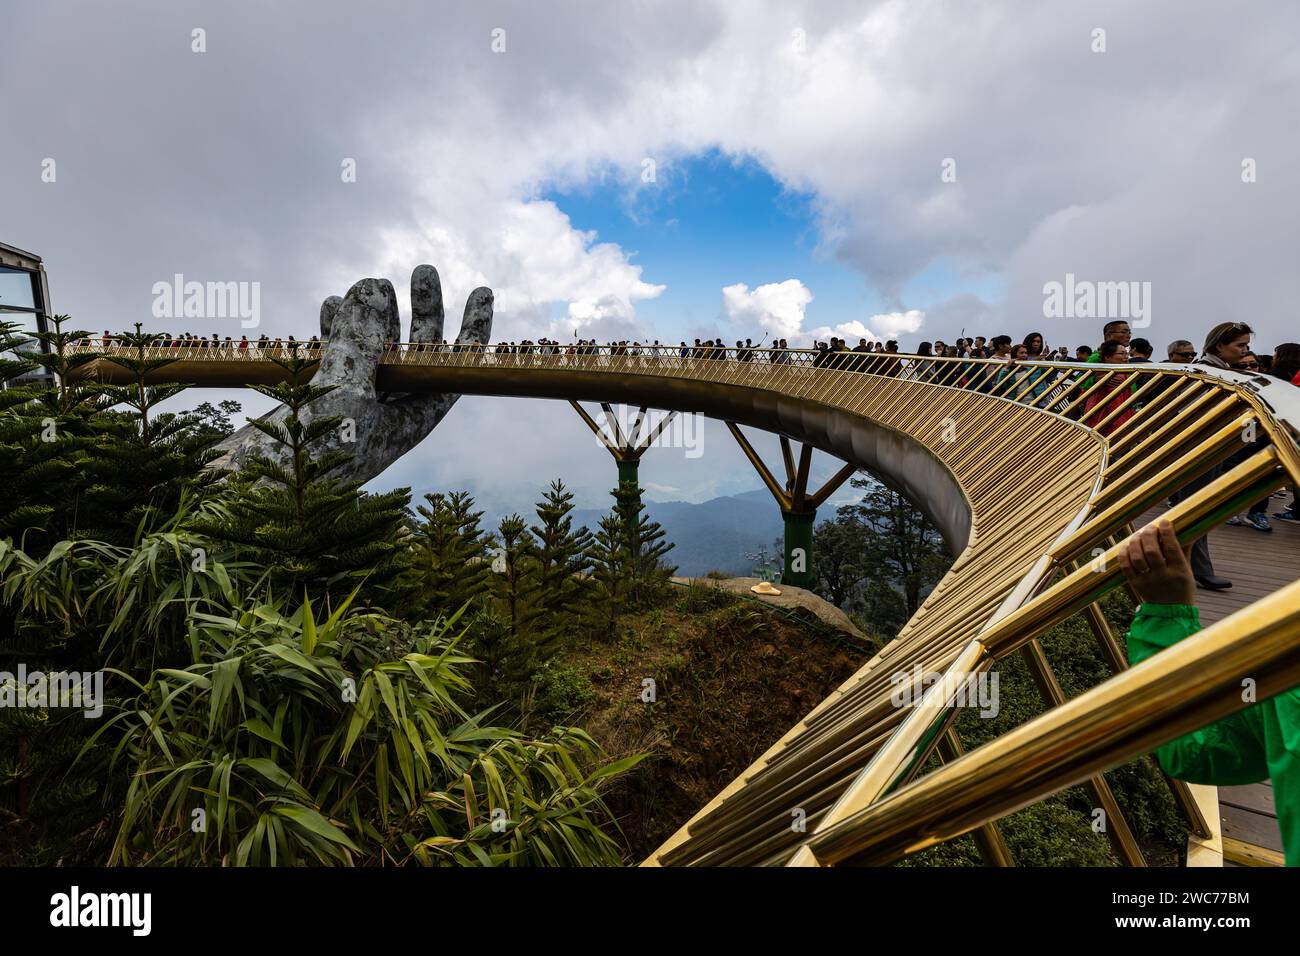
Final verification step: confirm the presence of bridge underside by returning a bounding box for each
[382,363,979,556]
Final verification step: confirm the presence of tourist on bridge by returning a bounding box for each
[1017,331,1053,391]
[1269,343,1300,522]
[1119,519,1299,867]
[1225,350,1273,533]
[1085,320,1132,364]
[1081,341,1134,436]
[1165,322,1256,591]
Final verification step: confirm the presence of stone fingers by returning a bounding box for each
[320,296,342,339]
[456,287,494,346]
[315,277,399,399]
[410,265,445,344]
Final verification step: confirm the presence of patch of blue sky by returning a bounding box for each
[540,150,883,339]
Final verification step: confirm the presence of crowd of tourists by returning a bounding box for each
[83,331,325,351]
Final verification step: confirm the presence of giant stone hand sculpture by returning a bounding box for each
[213,265,492,483]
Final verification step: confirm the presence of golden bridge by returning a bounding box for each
[71,343,1300,867]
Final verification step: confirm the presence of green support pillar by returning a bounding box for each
[781,510,816,589]
[617,458,642,527]
[617,458,640,487]
[725,422,858,592]
[569,401,664,525]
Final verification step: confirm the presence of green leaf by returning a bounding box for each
[241,718,287,751]
[272,805,361,852]
[301,592,318,654]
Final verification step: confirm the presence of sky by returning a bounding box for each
[3,0,1297,509]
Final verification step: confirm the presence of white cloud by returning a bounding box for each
[11,2,1296,351]
[375,198,664,344]
[807,319,872,343]
[642,481,682,496]
[867,310,924,339]
[5,0,1298,514]
[721,280,814,341]
[768,307,924,345]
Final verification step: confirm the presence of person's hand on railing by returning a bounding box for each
[1117,519,1197,607]
[213,264,493,483]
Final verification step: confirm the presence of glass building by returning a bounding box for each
[0,240,52,384]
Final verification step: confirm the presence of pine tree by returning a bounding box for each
[75,322,225,544]
[580,512,627,642]
[0,317,104,551]
[529,479,593,627]
[580,480,675,639]
[495,514,545,644]
[193,349,408,603]
[453,485,595,705]
[0,320,125,854]
[93,323,189,445]
[471,514,549,700]
[835,476,949,618]
[611,479,675,606]
[190,399,243,441]
[0,322,64,545]
[396,490,494,620]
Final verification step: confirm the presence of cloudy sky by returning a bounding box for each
[3,1,1297,510]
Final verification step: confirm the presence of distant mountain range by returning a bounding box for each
[570,489,786,577]
[468,487,785,578]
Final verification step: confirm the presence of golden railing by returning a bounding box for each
[66,342,1300,866]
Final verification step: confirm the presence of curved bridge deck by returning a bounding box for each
[69,343,1300,866]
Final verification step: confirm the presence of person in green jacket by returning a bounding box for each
[1079,319,1133,393]
[1118,518,1299,866]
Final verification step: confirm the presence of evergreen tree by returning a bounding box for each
[811,476,951,635]
[193,349,408,603]
[812,518,868,607]
[0,322,63,545]
[529,479,593,627]
[396,490,494,620]
[94,323,189,445]
[581,478,675,639]
[610,480,675,606]
[0,317,105,551]
[190,399,242,441]
[470,514,548,701]
[0,320,127,854]
[77,322,225,543]
[494,513,545,646]
[835,476,948,617]
[439,483,597,707]
[580,512,627,642]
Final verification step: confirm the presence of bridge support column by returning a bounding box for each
[617,458,640,487]
[781,509,816,588]
[725,422,858,593]
[570,401,676,517]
